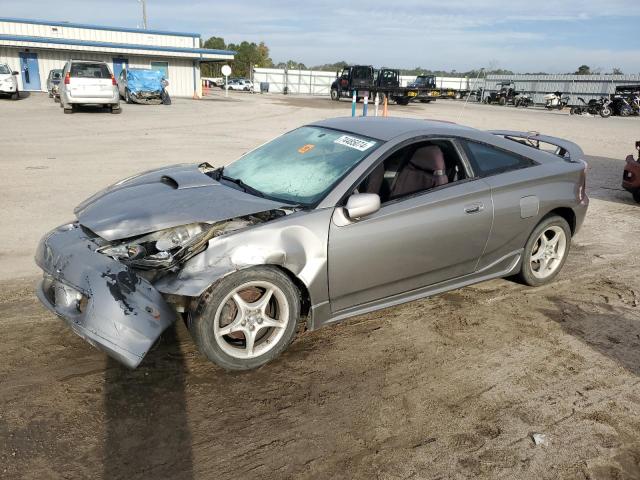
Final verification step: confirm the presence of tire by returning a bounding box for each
[54,95,60,103]
[498,97,507,106]
[48,91,53,98]
[454,92,461,100]
[396,97,410,106]
[518,215,571,287]
[600,107,611,118]
[110,105,122,114]
[190,266,301,370]
[633,189,640,204]
[570,107,576,115]
[63,104,73,114]
[125,89,132,104]
[12,90,19,100]
[620,106,632,117]
[330,89,340,101]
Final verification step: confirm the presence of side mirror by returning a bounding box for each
[11,71,18,75]
[345,193,380,219]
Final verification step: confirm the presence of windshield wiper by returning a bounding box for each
[218,173,265,198]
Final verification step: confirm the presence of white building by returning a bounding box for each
[0,17,234,97]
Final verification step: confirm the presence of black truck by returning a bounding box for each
[330,65,427,105]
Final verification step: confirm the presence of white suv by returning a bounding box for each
[0,63,19,100]
[59,60,121,114]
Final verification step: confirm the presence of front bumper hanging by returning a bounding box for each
[35,223,177,368]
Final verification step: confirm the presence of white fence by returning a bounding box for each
[253,68,479,95]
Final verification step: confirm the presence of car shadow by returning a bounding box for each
[1,91,30,100]
[540,296,640,377]
[103,324,194,480]
[584,155,638,206]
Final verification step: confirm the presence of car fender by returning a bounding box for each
[154,208,333,316]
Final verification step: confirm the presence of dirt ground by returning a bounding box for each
[1,92,640,480]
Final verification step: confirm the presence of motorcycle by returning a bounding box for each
[570,96,612,118]
[514,93,533,108]
[544,91,570,110]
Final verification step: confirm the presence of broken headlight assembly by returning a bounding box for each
[98,223,209,269]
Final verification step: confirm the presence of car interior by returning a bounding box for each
[356,140,468,203]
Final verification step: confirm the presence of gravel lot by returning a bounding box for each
[1,92,640,480]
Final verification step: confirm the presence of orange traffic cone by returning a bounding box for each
[382,95,388,117]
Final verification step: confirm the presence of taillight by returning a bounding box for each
[111,74,116,86]
[64,72,70,85]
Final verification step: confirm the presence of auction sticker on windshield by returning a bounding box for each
[334,135,376,152]
[298,144,315,154]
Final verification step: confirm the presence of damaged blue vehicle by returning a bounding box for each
[116,68,171,105]
[35,117,588,371]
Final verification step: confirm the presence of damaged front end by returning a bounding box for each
[35,213,289,368]
[129,90,163,105]
[35,223,177,368]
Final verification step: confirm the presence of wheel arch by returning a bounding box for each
[544,207,576,235]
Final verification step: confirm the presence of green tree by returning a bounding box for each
[226,41,273,77]
[575,65,591,75]
[203,36,226,50]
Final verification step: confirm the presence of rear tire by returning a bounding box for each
[110,105,122,114]
[633,190,640,203]
[12,90,19,100]
[330,89,340,101]
[600,107,611,118]
[518,215,571,287]
[63,104,73,114]
[190,266,301,371]
[498,97,507,106]
[125,89,132,104]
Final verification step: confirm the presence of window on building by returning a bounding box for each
[150,61,169,79]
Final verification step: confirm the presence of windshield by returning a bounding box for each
[223,126,381,205]
[0,65,10,75]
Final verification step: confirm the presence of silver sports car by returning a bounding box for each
[35,117,589,370]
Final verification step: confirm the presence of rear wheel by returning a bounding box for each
[633,190,640,203]
[125,89,132,104]
[518,215,571,287]
[396,97,410,106]
[330,89,340,101]
[110,105,122,114]
[11,90,19,100]
[600,107,611,118]
[63,104,73,114]
[190,266,301,370]
[498,97,507,106]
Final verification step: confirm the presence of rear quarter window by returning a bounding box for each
[463,141,536,177]
[70,63,111,79]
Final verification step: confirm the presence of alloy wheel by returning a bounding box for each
[529,226,567,279]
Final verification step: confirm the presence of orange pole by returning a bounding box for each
[383,95,388,117]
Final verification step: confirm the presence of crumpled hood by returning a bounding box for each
[75,164,286,241]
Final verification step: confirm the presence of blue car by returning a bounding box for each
[116,68,170,105]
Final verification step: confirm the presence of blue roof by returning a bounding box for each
[0,34,236,57]
[0,16,200,38]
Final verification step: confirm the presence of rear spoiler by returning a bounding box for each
[488,130,584,163]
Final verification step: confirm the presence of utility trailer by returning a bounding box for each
[330,65,429,106]
[408,74,473,100]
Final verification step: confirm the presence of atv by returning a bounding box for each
[483,81,517,106]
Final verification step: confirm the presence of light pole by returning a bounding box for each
[138,0,148,29]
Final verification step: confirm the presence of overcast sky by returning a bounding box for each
[4,1,640,73]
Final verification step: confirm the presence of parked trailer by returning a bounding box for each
[330,66,431,105]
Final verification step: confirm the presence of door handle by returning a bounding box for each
[464,203,484,214]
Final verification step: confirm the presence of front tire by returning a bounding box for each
[191,267,301,370]
[330,89,340,101]
[600,107,611,118]
[633,190,640,204]
[518,215,571,287]
[125,89,132,104]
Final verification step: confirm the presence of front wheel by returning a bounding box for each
[518,215,571,287]
[633,190,640,203]
[600,107,611,118]
[190,266,301,370]
[498,97,507,106]
[330,89,340,101]
[125,89,132,104]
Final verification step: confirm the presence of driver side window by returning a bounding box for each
[356,139,469,203]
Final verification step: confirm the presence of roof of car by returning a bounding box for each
[310,117,474,141]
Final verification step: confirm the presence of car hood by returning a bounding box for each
[75,164,287,241]
[0,73,16,82]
